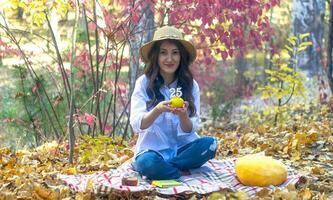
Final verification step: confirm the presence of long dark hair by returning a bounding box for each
[144,39,196,117]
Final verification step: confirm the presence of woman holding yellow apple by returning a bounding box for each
[130,26,217,180]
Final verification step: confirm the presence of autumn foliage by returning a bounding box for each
[1,0,333,199]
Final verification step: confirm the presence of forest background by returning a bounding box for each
[0,0,333,199]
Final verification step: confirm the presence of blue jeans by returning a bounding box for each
[133,137,217,180]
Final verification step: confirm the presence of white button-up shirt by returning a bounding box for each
[130,75,200,161]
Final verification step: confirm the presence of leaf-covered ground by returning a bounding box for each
[0,104,332,200]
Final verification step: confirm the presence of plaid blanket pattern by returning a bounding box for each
[58,158,304,196]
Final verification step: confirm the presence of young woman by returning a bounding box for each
[130,26,217,180]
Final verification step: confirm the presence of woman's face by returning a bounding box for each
[158,40,181,78]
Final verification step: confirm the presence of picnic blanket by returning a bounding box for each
[58,158,306,197]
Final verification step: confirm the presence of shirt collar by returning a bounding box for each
[166,78,178,89]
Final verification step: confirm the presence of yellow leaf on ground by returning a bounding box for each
[63,167,77,175]
[298,188,313,200]
[256,125,268,135]
[75,192,92,200]
[34,185,59,200]
[0,192,16,200]
[311,166,326,175]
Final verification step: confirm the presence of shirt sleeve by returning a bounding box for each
[177,79,200,136]
[130,76,151,133]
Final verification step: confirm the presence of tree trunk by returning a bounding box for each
[292,0,325,76]
[50,9,62,51]
[17,7,24,20]
[128,3,154,96]
[327,0,333,94]
[0,6,3,66]
[0,33,2,66]
[234,54,248,98]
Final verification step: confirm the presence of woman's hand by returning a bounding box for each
[170,101,189,117]
[154,100,174,114]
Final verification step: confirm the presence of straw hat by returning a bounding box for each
[140,26,196,64]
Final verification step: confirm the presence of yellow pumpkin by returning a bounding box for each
[170,97,184,108]
[235,154,287,187]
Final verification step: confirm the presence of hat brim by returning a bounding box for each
[140,39,196,64]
